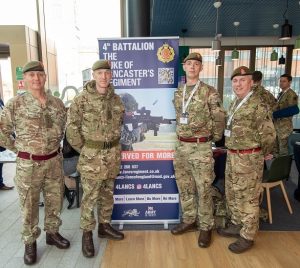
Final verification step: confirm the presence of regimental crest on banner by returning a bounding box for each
[122,209,140,217]
[157,43,175,63]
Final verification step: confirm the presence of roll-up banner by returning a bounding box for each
[98,37,180,228]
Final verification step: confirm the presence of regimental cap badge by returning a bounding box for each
[183,52,202,63]
[157,43,175,63]
[22,61,45,73]
[92,60,111,71]
[231,66,253,80]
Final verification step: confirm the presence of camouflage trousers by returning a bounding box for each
[225,151,264,241]
[14,154,64,244]
[174,141,215,231]
[80,177,115,231]
[274,120,293,156]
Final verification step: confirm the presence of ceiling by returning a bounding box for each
[150,0,300,38]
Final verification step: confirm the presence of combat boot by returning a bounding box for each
[46,232,70,249]
[171,222,197,235]
[82,231,95,258]
[198,230,212,248]
[24,241,37,265]
[217,223,241,238]
[229,236,254,254]
[98,223,124,240]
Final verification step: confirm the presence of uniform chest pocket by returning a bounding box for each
[20,110,42,135]
[82,106,102,131]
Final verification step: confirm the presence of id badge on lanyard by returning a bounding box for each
[180,112,189,124]
[181,80,200,125]
[225,91,253,138]
[224,129,231,137]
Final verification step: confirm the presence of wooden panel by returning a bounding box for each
[101,231,300,268]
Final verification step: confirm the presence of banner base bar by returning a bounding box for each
[111,219,180,230]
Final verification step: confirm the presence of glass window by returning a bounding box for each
[255,47,286,98]
[190,48,219,89]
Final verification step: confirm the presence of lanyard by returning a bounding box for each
[227,91,253,127]
[182,79,201,114]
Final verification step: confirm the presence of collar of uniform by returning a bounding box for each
[26,90,49,107]
[86,80,115,100]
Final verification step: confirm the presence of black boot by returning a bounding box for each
[24,241,37,265]
[98,223,124,240]
[171,222,197,235]
[198,230,212,248]
[46,232,70,249]
[82,231,95,258]
[217,223,241,238]
[229,236,254,254]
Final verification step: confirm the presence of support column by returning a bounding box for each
[121,0,150,37]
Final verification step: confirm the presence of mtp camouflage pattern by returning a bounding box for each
[174,82,225,142]
[225,151,264,241]
[80,178,115,230]
[66,80,124,230]
[15,155,64,243]
[274,88,299,155]
[252,84,276,114]
[0,91,66,243]
[226,94,276,156]
[174,141,215,230]
[225,93,276,241]
[173,81,225,231]
[0,91,66,154]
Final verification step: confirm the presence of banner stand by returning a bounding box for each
[99,37,180,228]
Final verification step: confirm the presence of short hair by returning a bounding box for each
[252,71,263,83]
[280,73,292,81]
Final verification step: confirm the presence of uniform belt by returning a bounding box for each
[228,147,261,154]
[178,135,212,143]
[17,150,59,161]
[85,138,120,149]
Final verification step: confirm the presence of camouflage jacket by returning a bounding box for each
[0,91,66,154]
[252,85,276,112]
[66,80,125,152]
[173,81,225,142]
[225,93,276,155]
[273,88,298,133]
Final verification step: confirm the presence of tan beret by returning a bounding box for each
[231,66,252,80]
[22,61,45,73]
[92,60,111,71]
[183,52,202,63]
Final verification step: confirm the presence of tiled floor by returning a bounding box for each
[0,163,106,268]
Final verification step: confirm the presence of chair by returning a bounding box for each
[293,142,300,202]
[262,155,293,224]
[63,155,81,209]
[70,172,81,208]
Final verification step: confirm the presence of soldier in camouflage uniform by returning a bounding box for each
[217,66,276,254]
[120,93,147,151]
[0,61,69,265]
[66,60,125,258]
[171,52,225,248]
[252,71,277,114]
[0,96,14,190]
[273,74,299,156]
